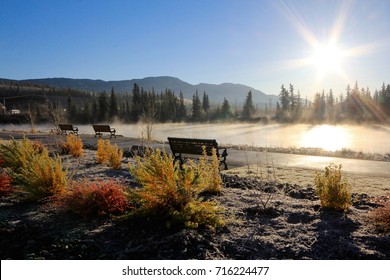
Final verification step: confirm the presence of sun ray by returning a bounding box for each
[273,0,389,85]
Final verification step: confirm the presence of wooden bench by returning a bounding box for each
[93,125,116,138]
[58,124,78,135]
[167,137,228,170]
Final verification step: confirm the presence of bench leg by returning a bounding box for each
[173,154,184,168]
[220,158,228,170]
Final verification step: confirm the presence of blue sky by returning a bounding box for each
[1,0,390,99]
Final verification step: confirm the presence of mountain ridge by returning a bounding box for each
[5,76,279,106]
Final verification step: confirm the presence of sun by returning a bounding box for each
[309,41,345,77]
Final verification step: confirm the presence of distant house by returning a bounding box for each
[11,109,20,115]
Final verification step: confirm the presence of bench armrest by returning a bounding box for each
[217,147,228,157]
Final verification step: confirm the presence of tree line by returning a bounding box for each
[275,81,390,123]
[1,79,390,125]
[0,81,259,125]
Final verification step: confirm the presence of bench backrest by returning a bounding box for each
[59,124,74,130]
[168,137,219,156]
[93,125,111,132]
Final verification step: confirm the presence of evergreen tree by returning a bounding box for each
[66,96,77,122]
[202,91,210,113]
[289,84,296,113]
[221,98,231,119]
[242,91,255,120]
[191,91,201,121]
[131,83,142,122]
[109,87,118,120]
[279,84,290,113]
[91,98,98,123]
[98,92,108,122]
[177,91,187,121]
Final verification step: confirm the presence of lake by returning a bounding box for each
[1,123,390,154]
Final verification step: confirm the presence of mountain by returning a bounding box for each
[16,76,278,106]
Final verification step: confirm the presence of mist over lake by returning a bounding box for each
[2,123,389,155]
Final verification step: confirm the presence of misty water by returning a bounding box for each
[2,123,390,155]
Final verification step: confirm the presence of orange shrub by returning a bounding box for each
[63,179,130,218]
[0,170,13,196]
[62,134,83,157]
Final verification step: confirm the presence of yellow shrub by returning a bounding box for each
[18,153,68,199]
[0,137,68,200]
[96,139,123,169]
[129,148,224,229]
[96,139,110,164]
[63,134,83,157]
[108,143,123,170]
[0,137,43,172]
[314,164,351,211]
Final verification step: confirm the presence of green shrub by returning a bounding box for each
[314,163,351,211]
[129,148,224,229]
[63,179,130,218]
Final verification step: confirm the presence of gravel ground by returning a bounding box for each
[1,148,389,260]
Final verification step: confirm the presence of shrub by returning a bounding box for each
[129,148,224,229]
[0,137,44,172]
[96,139,110,164]
[96,139,123,169]
[63,179,130,218]
[17,152,68,199]
[0,170,13,196]
[0,137,68,199]
[62,134,83,157]
[314,163,351,211]
[371,198,390,232]
[108,143,123,170]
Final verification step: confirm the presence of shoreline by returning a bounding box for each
[1,129,389,163]
[1,129,390,196]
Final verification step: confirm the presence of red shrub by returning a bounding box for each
[0,170,13,196]
[63,179,130,218]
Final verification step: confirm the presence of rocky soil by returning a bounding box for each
[1,149,389,260]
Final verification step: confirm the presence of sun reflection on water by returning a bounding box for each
[300,125,349,151]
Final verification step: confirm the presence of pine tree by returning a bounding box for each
[279,84,290,113]
[242,91,255,120]
[202,91,210,113]
[131,83,142,122]
[221,98,231,119]
[177,91,187,121]
[98,92,108,122]
[191,91,201,121]
[109,87,118,120]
